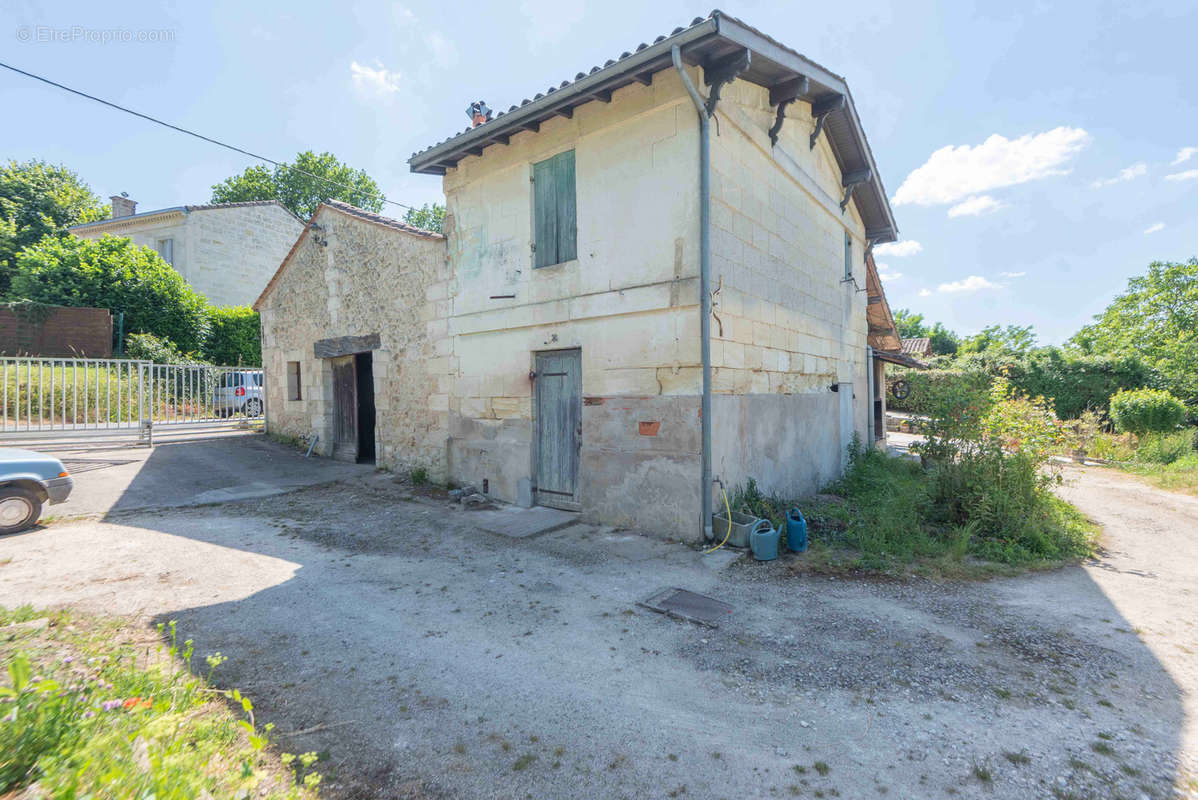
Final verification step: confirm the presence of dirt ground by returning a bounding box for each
[1,448,1195,799]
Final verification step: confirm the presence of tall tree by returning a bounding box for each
[959,324,1037,356]
[1071,258,1198,405]
[0,160,108,297]
[403,203,445,234]
[210,151,384,220]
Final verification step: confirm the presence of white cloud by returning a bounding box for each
[918,289,932,297]
[350,60,402,95]
[892,126,1089,207]
[1090,162,1147,188]
[999,271,1026,278]
[938,275,1002,293]
[1164,169,1198,182]
[1172,147,1197,166]
[393,4,417,24]
[947,194,1005,218]
[878,269,903,281]
[1144,222,1165,234]
[873,240,922,258]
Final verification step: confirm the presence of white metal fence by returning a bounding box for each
[0,357,264,446]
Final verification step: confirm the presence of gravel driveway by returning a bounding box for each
[1,459,1195,799]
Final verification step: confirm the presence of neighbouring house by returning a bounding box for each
[70,196,305,307]
[259,10,908,540]
[900,337,934,358]
[254,201,450,468]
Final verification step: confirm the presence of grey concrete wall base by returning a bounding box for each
[711,393,842,504]
[516,477,534,508]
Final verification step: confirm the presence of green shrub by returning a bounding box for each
[10,234,211,352]
[886,369,992,414]
[1003,350,1158,420]
[1109,388,1186,434]
[203,306,261,366]
[1133,429,1197,465]
[124,332,205,364]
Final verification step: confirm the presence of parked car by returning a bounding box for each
[0,448,73,534]
[214,370,263,417]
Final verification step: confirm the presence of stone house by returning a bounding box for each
[70,196,304,307]
[258,11,906,541]
[254,201,450,470]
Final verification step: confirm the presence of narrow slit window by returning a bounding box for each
[843,231,852,280]
[286,361,302,400]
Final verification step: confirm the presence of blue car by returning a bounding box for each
[0,448,73,534]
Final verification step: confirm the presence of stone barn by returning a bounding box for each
[254,200,451,474]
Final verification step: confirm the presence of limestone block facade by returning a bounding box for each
[256,202,451,479]
[442,70,706,532]
[70,201,304,307]
[435,63,880,535]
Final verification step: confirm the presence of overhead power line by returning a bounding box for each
[0,60,416,212]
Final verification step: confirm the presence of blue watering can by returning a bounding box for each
[785,507,807,553]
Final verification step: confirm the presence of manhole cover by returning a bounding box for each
[639,587,733,627]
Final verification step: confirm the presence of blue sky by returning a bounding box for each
[3,0,1194,342]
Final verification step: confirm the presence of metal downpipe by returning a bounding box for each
[671,45,714,541]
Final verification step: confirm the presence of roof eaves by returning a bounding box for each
[68,206,186,231]
[408,15,719,174]
[408,10,897,242]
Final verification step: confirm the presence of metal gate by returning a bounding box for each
[0,357,264,447]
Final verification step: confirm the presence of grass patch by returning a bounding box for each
[1090,741,1116,757]
[971,761,993,783]
[813,761,830,776]
[0,607,318,798]
[739,445,1096,578]
[1121,452,1198,496]
[1002,750,1031,765]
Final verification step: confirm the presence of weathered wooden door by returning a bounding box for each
[534,349,581,510]
[332,357,357,462]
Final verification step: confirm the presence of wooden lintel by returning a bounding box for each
[314,333,381,359]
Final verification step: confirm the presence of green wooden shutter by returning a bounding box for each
[532,150,577,268]
[533,156,558,268]
[556,150,577,263]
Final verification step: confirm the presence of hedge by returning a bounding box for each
[1002,351,1158,420]
[888,351,1159,420]
[203,306,260,366]
[10,234,211,353]
[886,370,992,414]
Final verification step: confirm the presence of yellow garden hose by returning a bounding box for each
[703,486,734,555]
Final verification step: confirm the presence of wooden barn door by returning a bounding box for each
[534,349,581,510]
[332,356,357,462]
